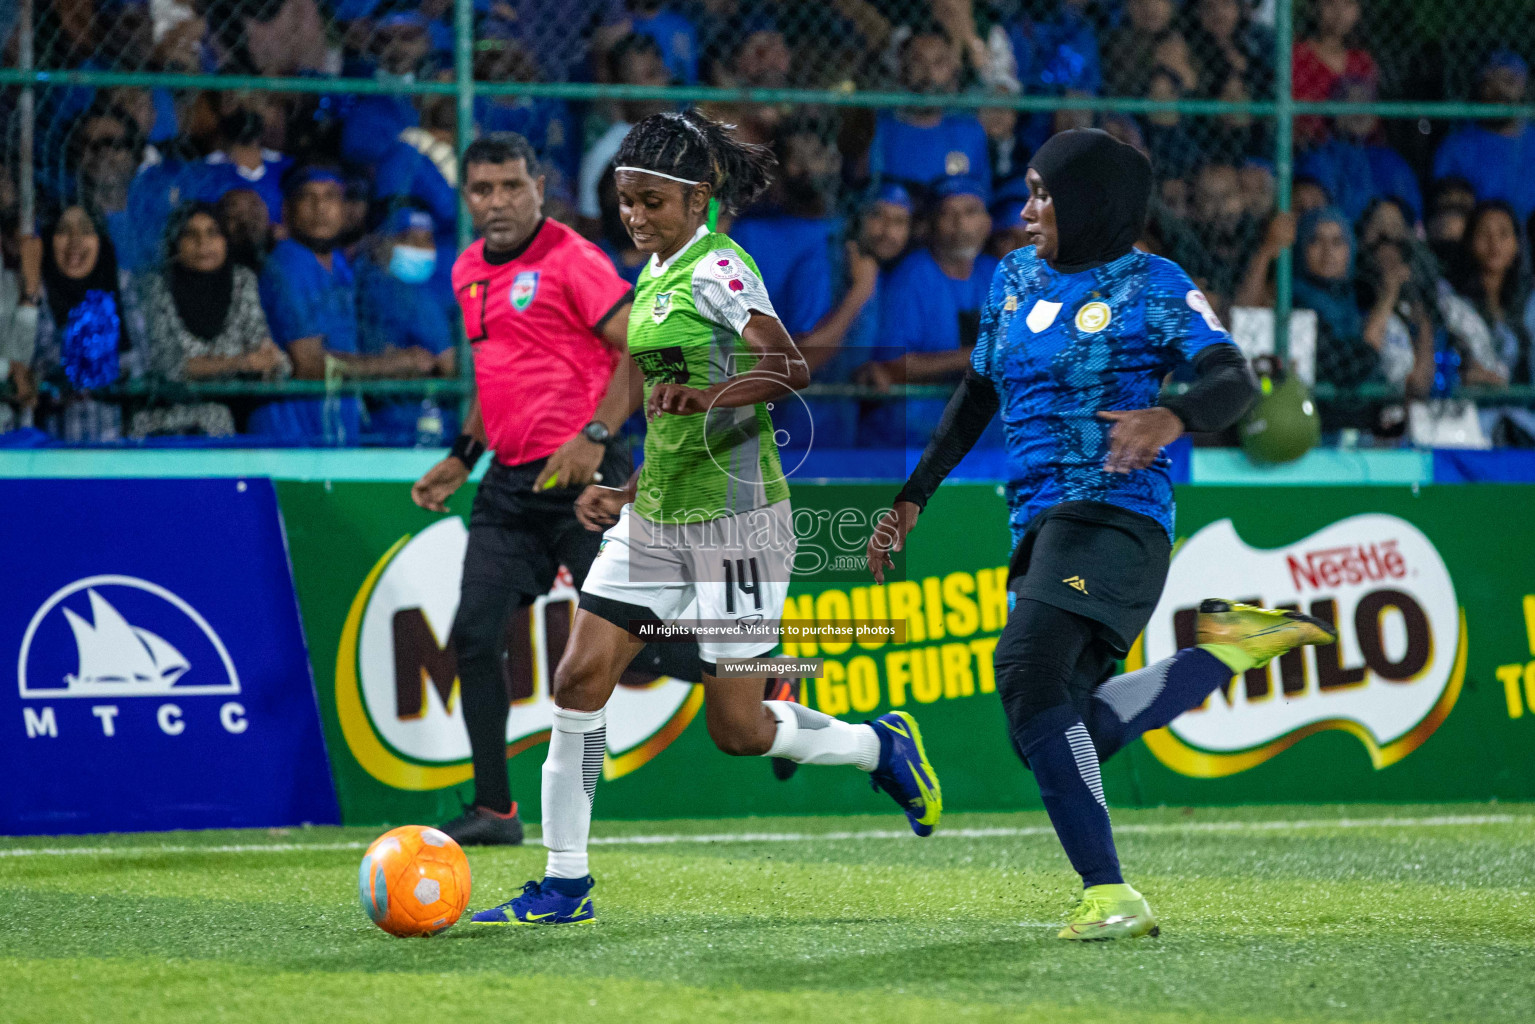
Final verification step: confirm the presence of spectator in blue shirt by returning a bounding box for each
[578,34,673,232]
[733,121,878,449]
[730,122,840,340]
[1433,51,1535,222]
[473,30,581,197]
[369,96,461,306]
[627,0,699,84]
[1007,0,1103,97]
[792,184,908,451]
[356,204,458,444]
[253,166,435,444]
[480,0,631,81]
[872,31,991,196]
[857,176,1000,447]
[1298,77,1423,225]
[842,184,914,360]
[196,98,292,223]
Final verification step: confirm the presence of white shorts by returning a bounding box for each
[581,499,796,663]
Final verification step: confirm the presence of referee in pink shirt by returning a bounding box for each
[412,133,702,845]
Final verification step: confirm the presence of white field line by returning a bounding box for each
[0,814,1526,860]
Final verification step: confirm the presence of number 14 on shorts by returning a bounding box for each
[722,557,762,614]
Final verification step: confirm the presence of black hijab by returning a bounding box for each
[163,202,236,342]
[1028,128,1153,273]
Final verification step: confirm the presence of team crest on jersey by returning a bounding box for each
[1075,301,1112,333]
[509,271,539,312]
[652,291,674,324]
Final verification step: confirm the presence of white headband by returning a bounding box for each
[614,166,704,186]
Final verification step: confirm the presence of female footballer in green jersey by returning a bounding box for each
[470,111,942,927]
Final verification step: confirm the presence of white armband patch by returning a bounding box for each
[1186,289,1227,333]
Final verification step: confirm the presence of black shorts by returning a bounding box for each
[1006,500,1172,655]
[460,443,634,605]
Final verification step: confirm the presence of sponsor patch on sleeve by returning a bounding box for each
[706,250,743,281]
[1186,289,1227,333]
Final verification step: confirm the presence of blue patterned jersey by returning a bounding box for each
[971,246,1236,544]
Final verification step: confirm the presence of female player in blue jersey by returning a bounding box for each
[866,129,1338,940]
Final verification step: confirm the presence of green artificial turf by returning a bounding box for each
[3,803,1532,1024]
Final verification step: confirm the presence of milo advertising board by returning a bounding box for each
[277,480,1535,824]
[1119,486,1534,806]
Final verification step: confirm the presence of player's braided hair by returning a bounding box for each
[614,109,776,215]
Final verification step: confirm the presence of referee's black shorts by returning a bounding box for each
[1005,500,1172,656]
[458,442,634,608]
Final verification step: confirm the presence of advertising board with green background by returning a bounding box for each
[277,480,1535,826]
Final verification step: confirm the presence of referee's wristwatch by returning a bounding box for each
[580,420,612,445]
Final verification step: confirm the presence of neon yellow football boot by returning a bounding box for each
[1195,598,1337,671]
[1057,883,1159,941]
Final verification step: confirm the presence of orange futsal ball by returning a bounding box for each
[358,825,472,937]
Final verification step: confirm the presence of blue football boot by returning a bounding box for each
[868,711,942,837]
[470,877,595,926]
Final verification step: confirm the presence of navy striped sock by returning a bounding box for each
[1014,704,1122,887]
[1088,647,1231,760]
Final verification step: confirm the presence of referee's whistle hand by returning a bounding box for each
[1097,407,1184,474]
[534,435,606,492]
[412,457,469,513]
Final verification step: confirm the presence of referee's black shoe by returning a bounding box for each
[439,802,524,846]
[765,678,803,781]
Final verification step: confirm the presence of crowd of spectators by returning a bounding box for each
[2,0,1534,447]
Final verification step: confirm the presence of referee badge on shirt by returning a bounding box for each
[1075,301,1112,333]
[652,290,673,324]
[509,271,540,312]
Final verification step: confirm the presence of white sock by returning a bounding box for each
[763,700,881,771]
[542,705,605,879]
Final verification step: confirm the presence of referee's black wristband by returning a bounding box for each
[449,434,486,471]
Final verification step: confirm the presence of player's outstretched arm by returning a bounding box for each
[1098,344,1258,473]
[648,312,810,418]
[865,369,1001,582]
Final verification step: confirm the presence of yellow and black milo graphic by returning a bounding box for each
[1129,514,1465,777]
[334,519,700,790]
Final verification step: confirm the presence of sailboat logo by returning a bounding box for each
[19,575,240,699]
[63,590,191,689]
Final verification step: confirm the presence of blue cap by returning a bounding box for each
[383,206,434,235]
[283,165,345,197]
[1483,49,1529,79]
[933,174,991,206]
[870,182,912,210]
[990,199,1027,228]
[376,11,428,31]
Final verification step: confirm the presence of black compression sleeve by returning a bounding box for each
[1159,343,1260,434]
[893,369,1000,510]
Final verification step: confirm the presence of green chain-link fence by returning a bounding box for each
[3,0,1535,443]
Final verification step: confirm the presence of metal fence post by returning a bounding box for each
[17,0,34,236]
[454,0,475,421]
[1274,0,1295,362]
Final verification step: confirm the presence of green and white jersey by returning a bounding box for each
[628,225,790,524]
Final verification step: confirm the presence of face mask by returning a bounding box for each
[389,244,437,284]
